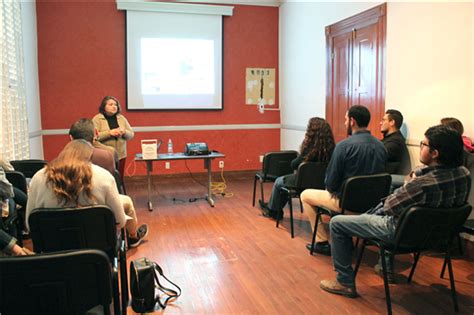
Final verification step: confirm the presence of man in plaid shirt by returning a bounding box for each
[320,125,471,298]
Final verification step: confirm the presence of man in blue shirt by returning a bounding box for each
[319,125,471,298]
[301,105,387,255]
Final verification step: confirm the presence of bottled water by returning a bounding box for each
[167,139,173,154]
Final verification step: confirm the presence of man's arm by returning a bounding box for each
[325,144,345,194]
[383,179,425,217]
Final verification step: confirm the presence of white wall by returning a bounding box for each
[279,2,380,148]
[21,1,43,159]
[279,1,473,152]
[386,2,473,145]
[279,1,474,235]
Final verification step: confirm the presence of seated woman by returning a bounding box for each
[261,117,336,219]
[25,140,148,247]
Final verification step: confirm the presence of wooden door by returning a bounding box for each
[329,32,352,141]
[326,4,386,142]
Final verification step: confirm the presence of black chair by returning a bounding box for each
[385,162,400,174]
[28,206,128,315]
[310,173,392,255]
[5,170,28,245]
[114,169,127,194]
[0,249,115,315]
[440,218,474,278]
[353,204,472,315]
[252,150,298,207]
[5,170,28,194]
[10,159,47,178]
[276,162,327,238]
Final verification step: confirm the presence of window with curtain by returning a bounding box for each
[0,0,29,162]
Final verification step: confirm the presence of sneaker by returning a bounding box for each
[306,242,331,256]
[320,279,358,298]
[129,224,149,248]
[374,263,395,284]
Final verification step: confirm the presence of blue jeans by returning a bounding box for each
[268,176,289,212]
[330,213,396,287]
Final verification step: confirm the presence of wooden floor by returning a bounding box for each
[124,171,474,314]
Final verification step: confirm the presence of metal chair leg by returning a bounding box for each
[310,211,321,255]
[252,176,257,207]
[441,257,448,279]
[380,248,393,315]
[446,249,459,312]
[299,198,303,213]
[289,193,294,238]
[354,242,366,277]
[276,189,284,228]
[408,252,420,283]
[260,179,265,204]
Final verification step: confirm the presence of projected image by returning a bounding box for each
[141,38,215,95]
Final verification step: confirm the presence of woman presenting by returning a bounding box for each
[93,96,134,179]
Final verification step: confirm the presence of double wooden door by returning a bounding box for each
[326,4,386,141]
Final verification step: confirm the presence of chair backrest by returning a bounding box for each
[262,150,298,178]
[28,205,118,261]
[340,173,392,213]
[10,159,47,178]
[114,169,125,194]
[0,249,112,315]
[385,162,400,174]
[394,204,472,251]
[294,162,328,191]
[5,170,28,194]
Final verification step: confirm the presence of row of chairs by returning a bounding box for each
[0,205,128,314]
[253,151,473,314]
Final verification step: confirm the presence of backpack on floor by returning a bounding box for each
[130,257,181,313]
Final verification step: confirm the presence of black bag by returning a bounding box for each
[130,257,181,313]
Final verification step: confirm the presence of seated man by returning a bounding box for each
[301,105,386,255]
[69,118,116,175]
[320,125,471,298]
[380,109,411,175]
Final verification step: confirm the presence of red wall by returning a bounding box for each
[36,1,280,176]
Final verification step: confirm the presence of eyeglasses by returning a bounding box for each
[419,141,436,150]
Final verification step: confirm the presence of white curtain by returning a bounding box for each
[0,0,29,162]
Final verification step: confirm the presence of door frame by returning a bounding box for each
[325,3,387,140]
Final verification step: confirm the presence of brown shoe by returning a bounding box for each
[320,279,357,298]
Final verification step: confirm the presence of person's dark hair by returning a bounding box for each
[69,118,95,143]
[386,109,403,129]
[98,96,121,116]
[424,125,464,167]
[348,105,370,128]
[440,117,464,135]
[300,117,336,163]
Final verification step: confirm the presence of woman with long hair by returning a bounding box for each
[261,117,336,219]
[26,140,147,247]
[92,96,134,179]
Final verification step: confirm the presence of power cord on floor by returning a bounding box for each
[211,166,233,198]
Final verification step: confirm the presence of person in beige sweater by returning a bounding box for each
[92,96,134,180]
[26,140,148,247]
